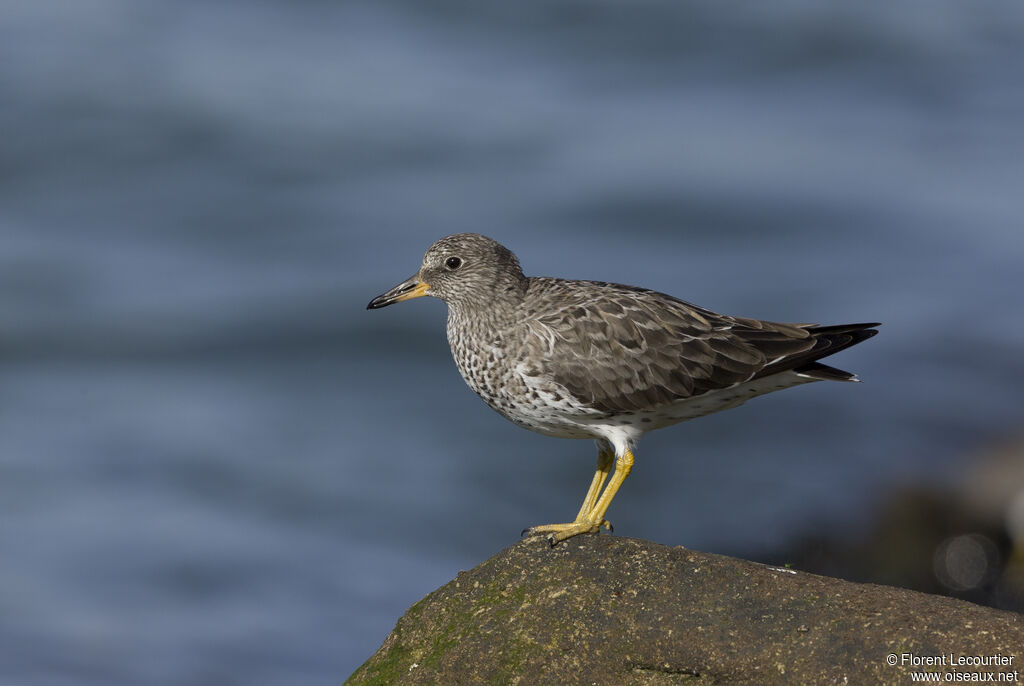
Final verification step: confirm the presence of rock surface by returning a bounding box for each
[346,535,1024,685]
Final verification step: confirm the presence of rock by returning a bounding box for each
[346,535,1024,685]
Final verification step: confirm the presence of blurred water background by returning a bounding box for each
[2,1,1023,683]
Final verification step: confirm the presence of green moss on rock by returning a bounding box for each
[347,536,1024,685]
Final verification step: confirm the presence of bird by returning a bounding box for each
[367,233,878,545]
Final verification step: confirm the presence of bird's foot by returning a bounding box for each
[521,518,613,546]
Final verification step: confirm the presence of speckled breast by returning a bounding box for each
[445,316,598,439]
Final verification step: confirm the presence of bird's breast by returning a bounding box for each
[446,318,519,402]
[445,317,606,439]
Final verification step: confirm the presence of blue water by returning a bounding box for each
[2,1,1023,683]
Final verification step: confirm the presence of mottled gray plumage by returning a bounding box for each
[367,233,878,543]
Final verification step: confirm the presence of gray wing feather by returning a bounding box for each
[523,279,825,415]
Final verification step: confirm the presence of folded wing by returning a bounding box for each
[524,279,877,415]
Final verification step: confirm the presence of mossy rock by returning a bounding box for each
[347,535,1023,685]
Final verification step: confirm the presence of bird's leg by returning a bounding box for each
[574,447,614,522]
[581,449,634,533]
[522,449,634,545]
[522,448,612,539]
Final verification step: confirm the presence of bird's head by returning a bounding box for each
[366,233,526,312]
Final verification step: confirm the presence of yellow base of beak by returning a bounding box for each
[367,277,430,309]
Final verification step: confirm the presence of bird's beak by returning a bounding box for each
[366,274,430,310]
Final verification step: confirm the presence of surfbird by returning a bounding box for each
[367,233,878,545]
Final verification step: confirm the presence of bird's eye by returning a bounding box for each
[445,256,463,270]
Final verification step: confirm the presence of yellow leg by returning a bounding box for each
[523,449,635,546]
[583,449,633,529]
[574,448,614,521]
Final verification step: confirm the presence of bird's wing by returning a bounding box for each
[522,279,819,415]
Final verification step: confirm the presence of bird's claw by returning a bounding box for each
[521,517,613,545]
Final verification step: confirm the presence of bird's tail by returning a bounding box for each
[793,323,880,382]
